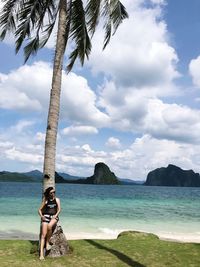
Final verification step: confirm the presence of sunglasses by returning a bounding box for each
[50,191,55,194]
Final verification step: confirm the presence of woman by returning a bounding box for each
[38,187,61,260]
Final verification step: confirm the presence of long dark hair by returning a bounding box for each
[44,187,54,199]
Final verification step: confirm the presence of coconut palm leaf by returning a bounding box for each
[23,1,59,62]
[111,0,128,33]
[102,0,128,49]
[85,0,101,37]
[15,0,58,59]
[0,0,18,39]
[67,0,91,72]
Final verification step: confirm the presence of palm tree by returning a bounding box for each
[0,0,128,191]
[0,0,128,257]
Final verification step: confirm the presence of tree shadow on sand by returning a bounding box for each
[86,240,146,267]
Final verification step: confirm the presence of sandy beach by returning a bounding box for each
[1,228,200,244]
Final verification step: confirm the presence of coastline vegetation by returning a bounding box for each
[0,231,200,267]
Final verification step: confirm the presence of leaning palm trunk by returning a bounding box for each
[43,0,68,191]
[42,0,70,257]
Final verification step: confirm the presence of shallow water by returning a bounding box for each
[0,182,200,242]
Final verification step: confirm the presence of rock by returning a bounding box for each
[86,162,120,185]
[46,225,70,258]
[145,164,200,187]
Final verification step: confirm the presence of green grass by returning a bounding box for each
[0,231,200,267]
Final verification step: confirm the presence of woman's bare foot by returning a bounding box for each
[39,255,45,260]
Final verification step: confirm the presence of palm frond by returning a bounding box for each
[24,35,39,62]
[34,0,59,51]
[67,0,91,72]
[102,0,112,49]
[38,17,57,49]
[0,0,59,60]
[67,48,79,73]
[102,0,128,49]
[110,0,129,34]
[85,0,101,37]
[15,0,55,54]
[0,0,18,40]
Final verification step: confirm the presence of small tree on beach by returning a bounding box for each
[0,0,128,192]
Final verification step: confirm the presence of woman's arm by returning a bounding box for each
[54,197,61,218]
[38,198,46,219]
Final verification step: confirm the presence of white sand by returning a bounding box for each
[1,229,200,243]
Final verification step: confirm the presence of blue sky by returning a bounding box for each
[1,0,200,180]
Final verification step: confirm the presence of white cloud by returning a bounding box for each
[1,122,200,180]
[5,147,43,164]
[98,80,200,144]
[1,0,200,180]
[88,0,179,91]
[0,141,13,149]
[10,120,35,133]
[106,137,122,149]
[56,135,200,180]
[62,125,98,136]
[35,132,46,142]
[0,62,49,111]
[143,99,200,143]
[60,72,109,126]
[189,55,200,88]
[0,61,109,126]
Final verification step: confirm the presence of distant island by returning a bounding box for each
[0,162,138,185]
[145,164,200,187]
[54,162,120,185]
[2,163,200,187]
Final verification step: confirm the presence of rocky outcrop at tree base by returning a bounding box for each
[145,164,200,187]
[46,225,70,258]
[86,162,120,185]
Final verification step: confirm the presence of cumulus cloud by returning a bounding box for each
[0,61,109,126]
[5,147,43,164]
[10,120,36,133]
[0,141,13,149]
[60,72,109,126]
[0,62,49,111]
[143,100,200,143]
[98,80,200,144]
[35,132,46,142]
[57,144,106,175]
[106,137,122,149]
[189,55,200,88]
[1,0,200,179]
[62,125,98,136]
[88,0,179,90]
[1,123,200,180]
[55,135,200,179]
[112,134,200,179]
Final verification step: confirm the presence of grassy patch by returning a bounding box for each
[0,231,200,267]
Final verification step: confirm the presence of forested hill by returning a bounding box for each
[0,163,142,185]
[144,164,200,187]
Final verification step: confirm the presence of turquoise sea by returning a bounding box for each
[0,182,200,242]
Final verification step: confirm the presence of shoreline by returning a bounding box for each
[1,229,200,244]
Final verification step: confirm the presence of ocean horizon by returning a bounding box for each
[1,182,200,243]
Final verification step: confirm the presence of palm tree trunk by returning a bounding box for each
[40,0,70,258]
[43,0,67,191]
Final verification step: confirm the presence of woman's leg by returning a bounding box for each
[40,222,48,259]
[46,218,58,249]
